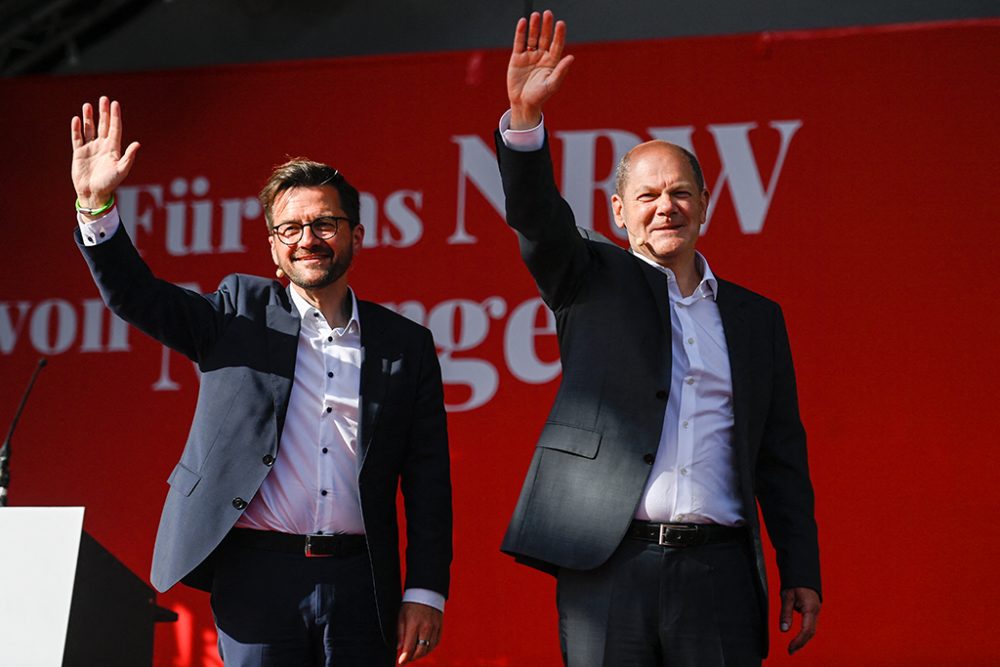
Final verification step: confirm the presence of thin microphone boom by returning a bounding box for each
[0,358,48,507]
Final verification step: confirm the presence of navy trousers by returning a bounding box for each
[557,537,763,667]
[209,536,394,667]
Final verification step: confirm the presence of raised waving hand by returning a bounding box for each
[507,10,574,130]
[70,96,140,211]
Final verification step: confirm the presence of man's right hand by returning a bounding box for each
[70,96,140,211]
[507,10,574,130]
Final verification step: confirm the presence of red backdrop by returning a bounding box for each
[1,19,998,666]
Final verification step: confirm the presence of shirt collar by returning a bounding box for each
[288,285,361,334]
[633,251,719,301]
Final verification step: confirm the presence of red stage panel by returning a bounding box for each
[1,19,998,666]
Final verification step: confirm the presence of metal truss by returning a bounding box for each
[0,0,153,76]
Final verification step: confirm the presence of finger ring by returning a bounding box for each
[417,639,431,646]
[526,45,536,51]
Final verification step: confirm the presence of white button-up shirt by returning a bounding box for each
[236,286,365,536]
[631,253,743,526]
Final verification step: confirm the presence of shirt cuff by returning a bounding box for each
[78,207,121,246]
[402,588,445,613]
[499,109,545,152]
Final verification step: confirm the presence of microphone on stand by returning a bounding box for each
[0,358,48,507]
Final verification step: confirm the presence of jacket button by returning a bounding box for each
[232,497,247,510]
[262,454,275,466]
[655,390,667,400]
[643,453,655,465]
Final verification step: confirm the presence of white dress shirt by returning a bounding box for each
[631,254,742,526]
[236,285,366,535]
[78,208,445,610]
[499,112,743,526]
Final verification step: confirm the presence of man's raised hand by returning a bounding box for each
[70,96,140,210]
[507,10,574,130]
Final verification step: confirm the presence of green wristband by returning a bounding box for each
[76,194,115,216]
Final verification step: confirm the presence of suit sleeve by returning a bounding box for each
[494,131,592,311]
[76,224,234,363]
[755,304,822,597]
[399,328,452,597]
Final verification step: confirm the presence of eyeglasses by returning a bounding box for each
[271,216,351,245]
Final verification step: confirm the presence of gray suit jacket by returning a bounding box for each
[77,225,451,641]
[495,134,820,654]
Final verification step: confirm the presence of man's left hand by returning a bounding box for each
[396,602,442,664]
[779,587,821,655]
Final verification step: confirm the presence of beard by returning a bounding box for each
[281,241,354,290]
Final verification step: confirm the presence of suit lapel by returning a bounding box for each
[637,257,673,338]
[716,279,754,503]
[266,286,300,437]
[357,302,396,465]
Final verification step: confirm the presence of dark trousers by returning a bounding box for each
[209,537,393,667]
[557,538,763,667]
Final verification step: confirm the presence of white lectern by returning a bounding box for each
[0,507,173,666]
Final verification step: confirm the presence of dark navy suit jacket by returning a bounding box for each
[495,134,820,655]
[77,225,451,642]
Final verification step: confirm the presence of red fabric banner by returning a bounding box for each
[1,19,998,665]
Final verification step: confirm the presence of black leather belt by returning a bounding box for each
[627,520,746,547]
[228,528,367,558]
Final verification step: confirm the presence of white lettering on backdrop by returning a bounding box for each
[450,120,803,242]
[4,119,800,412]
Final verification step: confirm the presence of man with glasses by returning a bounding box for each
[71,97,451,666]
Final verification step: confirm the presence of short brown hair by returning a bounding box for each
[258,158,361,230]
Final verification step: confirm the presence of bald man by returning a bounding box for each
[495,11,821,667]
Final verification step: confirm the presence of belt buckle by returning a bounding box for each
[658,524,698,547]
[304,534,332,558]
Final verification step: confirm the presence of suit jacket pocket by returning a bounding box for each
[538,422,602,459]
[167,461,202,497]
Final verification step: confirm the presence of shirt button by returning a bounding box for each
[327,371,334,378]
[327,336,333,342]
[686,377,695,385]
[687,337,695,345]
[680,467,689,475]
[98,231,106,238]
[86,236,94,243]
[655,390,667,400]
[322,447,329,454]
[326,407,332,413]
[320,490,328,497]
[232,497,247,510]
[643,453,655,465]
[262,454,275,466]
[682,420,689,429]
